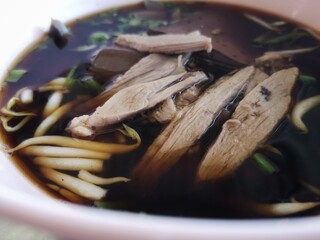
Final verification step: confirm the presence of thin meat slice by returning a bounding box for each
[77,54,183,114]
[132,66,255,190]
[89,71,206,127]
[143,98,177,124]
[68,71,208,138]
[244,69,269,95]
[115,31,212,54]
[175,85,205,110]
[109,54,184,96]
[197,67,299,182]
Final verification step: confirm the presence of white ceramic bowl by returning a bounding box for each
[1,1,320,239]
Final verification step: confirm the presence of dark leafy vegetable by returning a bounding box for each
[49,19,71,49]
[184,51,243,78]
[252,153,279,174]
[5,69,28,83]
[65,64,103,95]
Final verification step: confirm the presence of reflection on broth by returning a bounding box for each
[1,1,320,219]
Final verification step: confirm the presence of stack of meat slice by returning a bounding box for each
[68,31,298,192]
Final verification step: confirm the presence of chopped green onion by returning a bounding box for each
[264,31,308,45]
[129,18,142,26]
[65,66,77,88]
[253,30,308,46]
[299,74,317,84]
[118,17,129,24]
[90,32,110,44]
[253,32,274,45]
[6,69,28,83]
[252,153,279,174]
[119,124,140,142]
[300,180,320,196]
[143,20,163,29]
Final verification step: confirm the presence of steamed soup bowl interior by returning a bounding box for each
[1,0,320,239]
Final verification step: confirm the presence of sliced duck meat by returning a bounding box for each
[175,85,204,110]
[197,67,299,182]
[144,83,207,124]
[131,66,255,190]
[143,98,177,124]
[67,115,92,140]
[76,54,183,114]
[115,31,212,54]
[109,54,184,95]
[244,69,269,95]
[69,71,208,138]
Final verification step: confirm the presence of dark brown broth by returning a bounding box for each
[1,2,320,219]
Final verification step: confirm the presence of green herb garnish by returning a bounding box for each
[252,153,279,174]
[144,20,163,29]
[299,74,317,84]
[6,69,28,83]
[89,32,110,44]
[118,13,164,31]
[129,18,142,26]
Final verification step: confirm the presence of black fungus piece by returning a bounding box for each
[49,19,71,49]
[184,51,244,79]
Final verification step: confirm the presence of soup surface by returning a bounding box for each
[1,1,320,219]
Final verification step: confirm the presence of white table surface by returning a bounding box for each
[0,217,60,240]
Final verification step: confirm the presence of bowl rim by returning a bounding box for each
[2,184,320,240]
[1,0,320,239]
